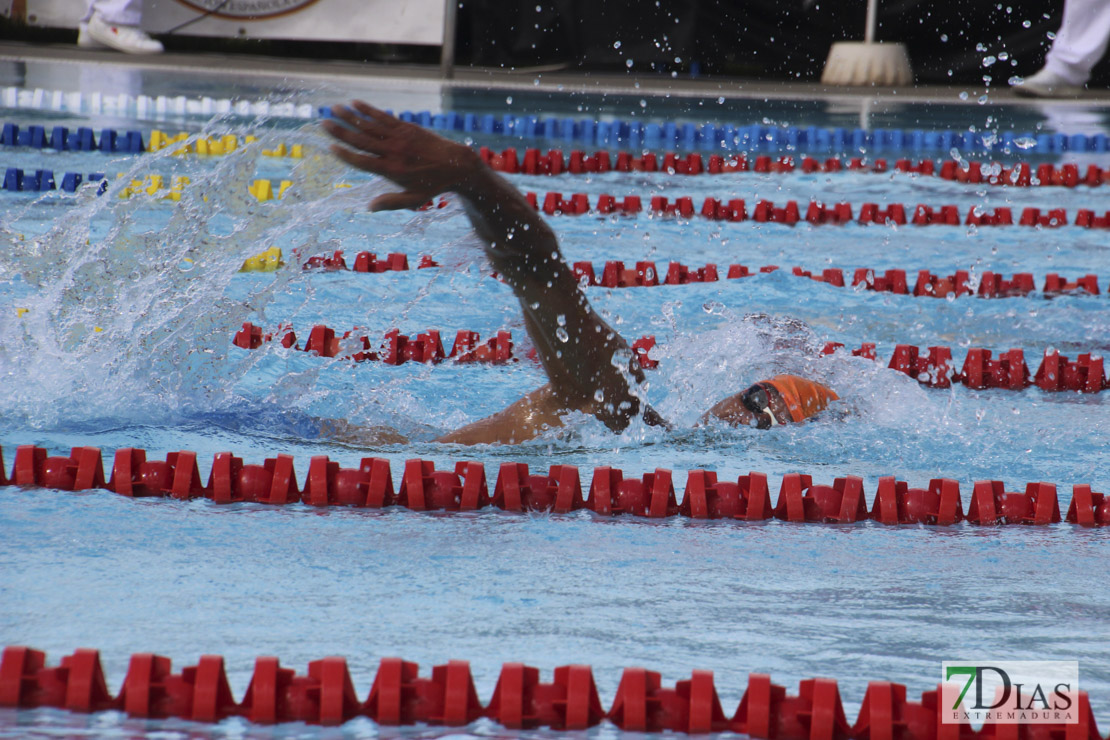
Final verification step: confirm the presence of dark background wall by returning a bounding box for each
[456,0,1110,86]
[5,0,1108,87]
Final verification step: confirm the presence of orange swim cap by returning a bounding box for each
[764,374,839,423]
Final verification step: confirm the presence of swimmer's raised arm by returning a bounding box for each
[322,101,648,432]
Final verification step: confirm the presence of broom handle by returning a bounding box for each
[865,0,877,43]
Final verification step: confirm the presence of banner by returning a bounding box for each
[26,0,446,45]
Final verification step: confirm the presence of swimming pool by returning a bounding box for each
[1,56,1109,738]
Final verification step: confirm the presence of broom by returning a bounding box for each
[821,0,913,86]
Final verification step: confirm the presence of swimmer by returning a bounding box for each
[322,101,838,445]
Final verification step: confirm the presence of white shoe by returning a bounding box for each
[86,13,164,54]
[1012,68,1085,98]
[76,22,108,48]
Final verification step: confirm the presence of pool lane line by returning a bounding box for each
[1,645,1106,732]
[285,249,1106,300]
[2,445,1105,527]
[227,322,1108,395]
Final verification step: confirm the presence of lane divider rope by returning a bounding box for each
[0,86,316,119]
[479,146,1110,188]
[516,190,1110,230]
[2,445,1107,526]
[0,83,1104,154]
[1,90,1107,156]
[230,321,1109,394]
[4,645,1104,732]
[292,248,1106,299]
[373,108,1110,155]
[0,123,302,157]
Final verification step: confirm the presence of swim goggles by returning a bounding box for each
[740,382,779,429]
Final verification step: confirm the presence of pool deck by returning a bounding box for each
[4,40,1110,108]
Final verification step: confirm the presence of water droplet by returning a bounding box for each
[958,91,969,100]
[556,327,569,342]
[505,95,513,104]
[982,55,997,67]
[626,59,634,68]
[978,95,989,105]
[556,313,566,326]
[594,388,605,402]
[1014,135,1036,149]
[613,40,621,49]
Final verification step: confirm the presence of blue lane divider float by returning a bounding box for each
[0,114,1100,159]
[2,168,106,193]
[0,124,144,153]
[319,106,1110,156]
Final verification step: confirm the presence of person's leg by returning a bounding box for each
[86,0,143,26]
[1042,0,1110,85]
[84,0,164,54]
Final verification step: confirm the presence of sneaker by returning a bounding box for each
[76,22,108,48]
[86,12,164,54]
[1012,68,1085,98]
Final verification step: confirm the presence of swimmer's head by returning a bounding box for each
[764,375,839,423]
[701,374,838,429]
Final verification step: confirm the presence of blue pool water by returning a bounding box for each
[1,59,1109,737]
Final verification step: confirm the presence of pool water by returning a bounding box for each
[1,59,1109,738]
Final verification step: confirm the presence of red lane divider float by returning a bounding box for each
[480,145,1110,190]
[3,444,1108,526]
[517,190,1110,229]
[230,321,1108,394]
[821,342,1109,394]
[4,645,1107,733]
[232,324,515,365]
[231,322,660,370]
[301,249,1105,299]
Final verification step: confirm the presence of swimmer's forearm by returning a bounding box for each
[456,165,560,281]
[454,166,644,428]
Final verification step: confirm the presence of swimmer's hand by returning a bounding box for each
[321,100,482,212]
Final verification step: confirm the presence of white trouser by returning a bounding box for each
[83,0,143,26]
[1043,0,1110,85]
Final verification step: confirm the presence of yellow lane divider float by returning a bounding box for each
[111,176,351,203]
[117,174,190,201]
[147,131,303,158]
[247,179,294,201]
[239,246,284,272]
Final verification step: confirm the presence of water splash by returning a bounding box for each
[0,126,402,431]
